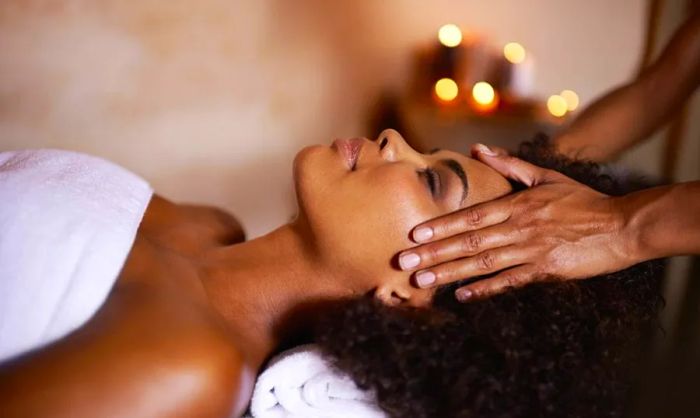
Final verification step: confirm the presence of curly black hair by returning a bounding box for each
[315,135,665,418]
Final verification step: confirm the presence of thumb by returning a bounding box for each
[472,143,555,187]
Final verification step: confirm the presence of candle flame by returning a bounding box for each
[435,78,459,102]
[503,42,526,64]
[438,24,462,47]
[547,95,568,117]
[472,81,495,105]
[560,90,579,111]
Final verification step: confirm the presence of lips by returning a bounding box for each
[332,138,364,170]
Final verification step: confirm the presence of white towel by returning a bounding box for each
[0,149,152,362]
[249,344,387,418]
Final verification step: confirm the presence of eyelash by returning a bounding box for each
[420,168,440,197]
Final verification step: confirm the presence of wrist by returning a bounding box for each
[612,192,660,267]
[607,195,647,267]
[615,188,668,263]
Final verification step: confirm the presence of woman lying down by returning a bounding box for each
[0,129,662,418]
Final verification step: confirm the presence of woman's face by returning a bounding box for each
[293,129,512,306]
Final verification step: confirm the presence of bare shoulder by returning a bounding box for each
[173,311,255,417]
[0,278,255,418]
[192,326,256,417]
[97,280,256,417]
[141,195,246,248]
[180,202,247,244]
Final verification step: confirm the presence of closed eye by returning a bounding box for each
[418,168,441,197]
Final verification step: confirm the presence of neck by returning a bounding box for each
[200,221,351,368]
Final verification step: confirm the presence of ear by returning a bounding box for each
[374,286,409,307]
[374,283,432,307]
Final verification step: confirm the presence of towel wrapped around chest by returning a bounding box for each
[0,149,152,363]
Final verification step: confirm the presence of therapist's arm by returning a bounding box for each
[554,11,700,161]
[622,180,700,262]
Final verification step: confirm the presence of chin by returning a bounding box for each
[292,144,324,181]
[292,144,330,215]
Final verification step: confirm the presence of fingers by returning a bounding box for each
[401,224,517,272]
[454,264,540,302]
[411,245,533,289]
[471,143,560,187]
[470,144,509,158]
[410,197,513,244]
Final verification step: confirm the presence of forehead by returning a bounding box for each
[429,149,513,207]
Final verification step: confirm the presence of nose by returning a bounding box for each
[376,129,426,165]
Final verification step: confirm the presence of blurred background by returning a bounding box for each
[0,1,699,414]
[0,0,676,237]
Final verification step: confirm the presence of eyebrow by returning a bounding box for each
[439,159,468,204]
[428,148,442,155]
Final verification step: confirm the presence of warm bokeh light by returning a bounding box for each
[434,78,459,101]
[472,81,495,105]
[547,95,568,117]
[503,42,526,64]
[560,89,580,111]
[438,24,463,47]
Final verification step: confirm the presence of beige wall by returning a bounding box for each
[0,0,645,237]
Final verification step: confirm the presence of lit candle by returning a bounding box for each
[560,90,579,111]
[471,81,499,113]
[547,95,568,117]
[434,78,459,103]
[430,24,465,88]
[505,42,534,97]
[438,24,463,48]
[503,42,526,64]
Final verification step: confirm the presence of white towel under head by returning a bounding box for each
[0,149,152,362]
[249,344,387,418]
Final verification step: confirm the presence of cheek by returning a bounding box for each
[301,165,435,277]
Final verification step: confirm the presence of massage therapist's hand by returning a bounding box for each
[399,144,637,302]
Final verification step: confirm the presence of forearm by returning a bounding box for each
[554,80,653,161]
[620,181,700,262]
[555,11,700,161]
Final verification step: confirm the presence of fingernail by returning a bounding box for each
[475,143,497,156]
[399,252,420,270]
[415,271,436,288]
[456,289,473,302]
[413,227,433,243]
